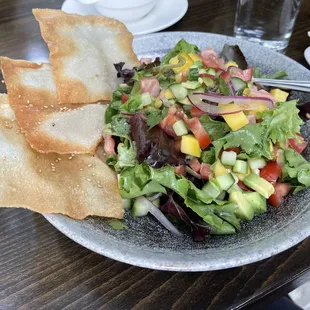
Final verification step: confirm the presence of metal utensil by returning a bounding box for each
[254,78,310,92]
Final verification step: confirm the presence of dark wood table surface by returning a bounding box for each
[0,1,309,309]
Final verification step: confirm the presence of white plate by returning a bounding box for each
[61,0,189,36]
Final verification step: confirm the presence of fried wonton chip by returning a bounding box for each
[33,9,139,104]
[0,94,123,219]
[1,57,106,154]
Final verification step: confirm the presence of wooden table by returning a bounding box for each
[0,1,309,309]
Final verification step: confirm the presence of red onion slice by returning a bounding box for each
[188,94,243,116]
[192,92,274,109]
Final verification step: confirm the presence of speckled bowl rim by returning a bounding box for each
[44,32,310,271]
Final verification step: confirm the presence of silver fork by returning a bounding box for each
[253,78,310,92]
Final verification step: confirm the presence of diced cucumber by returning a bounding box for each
[119,83,131,91]
[188,86,205,94]
[229,190,254,221]
[248,158,266,170]
[169,84,188,100]
[206,68,216,75]
[173,120,188,136]
[231,77,247,91]
[198,76,215,88]
[244,192,267,215]
[233,160,248,174]
[131,196,150,217]
[141,93,152,106]
[123,199,132,209]
[216,173,235,191]
[198,68,207,74]
[202,179,222,198]
[221,151,237,166]
[181,81,202,90]
[216,191,226,201]
[243,174,275,198]
[178,97,191,105]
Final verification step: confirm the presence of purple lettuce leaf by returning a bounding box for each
[129,114,185,168]
[160,193,211,242]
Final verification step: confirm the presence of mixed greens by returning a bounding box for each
[104,39,309,241]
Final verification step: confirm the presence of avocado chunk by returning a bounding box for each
[244,192,267,215]
[169,83,188,100]
[243,173,275,198]
[229,190,254,221]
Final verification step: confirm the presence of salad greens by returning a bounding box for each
[103,39,309,242]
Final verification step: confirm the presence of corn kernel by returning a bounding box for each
[181,135,201,157]
[270,88,289,102]
[220,104,249,131]
[154,98,163,109]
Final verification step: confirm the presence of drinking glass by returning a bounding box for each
[234,0,302,53]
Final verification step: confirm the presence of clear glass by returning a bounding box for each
[234,0,302,53]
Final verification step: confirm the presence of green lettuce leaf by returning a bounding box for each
[119,94,144,113]
[201,148,216,164]
[110,115,130,136]
[119,164,167,199]
[145,107,168,129]
[118,163,238,234]
[161,39,199,64]
[218,77,231,96]
[282,148,310,192]
[199,115,230,140]
[213,124,273,159]
[114,141,137,171]
[258,100,303,148]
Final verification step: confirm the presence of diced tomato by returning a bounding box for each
[220,71,231,83]
[121,93,129,104]
[268,183,291,207]
[190,106,204,118]
[199,73,215,80]
[176,107,185,119]
[200,163,213,180]
[230,68,253,82]
[175,165,186,176]
[103,135,116,155]
[260,161,282,184]
[159,106,179,137]
[288,134,308,154]
[181,71,188,82]
[174,139,181,153]
[201,48,225,70]
[184,116,212,149]
[247,114,256,124]
[238,181,252,191]
[189,158,201,173]
[140,77,161,97]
